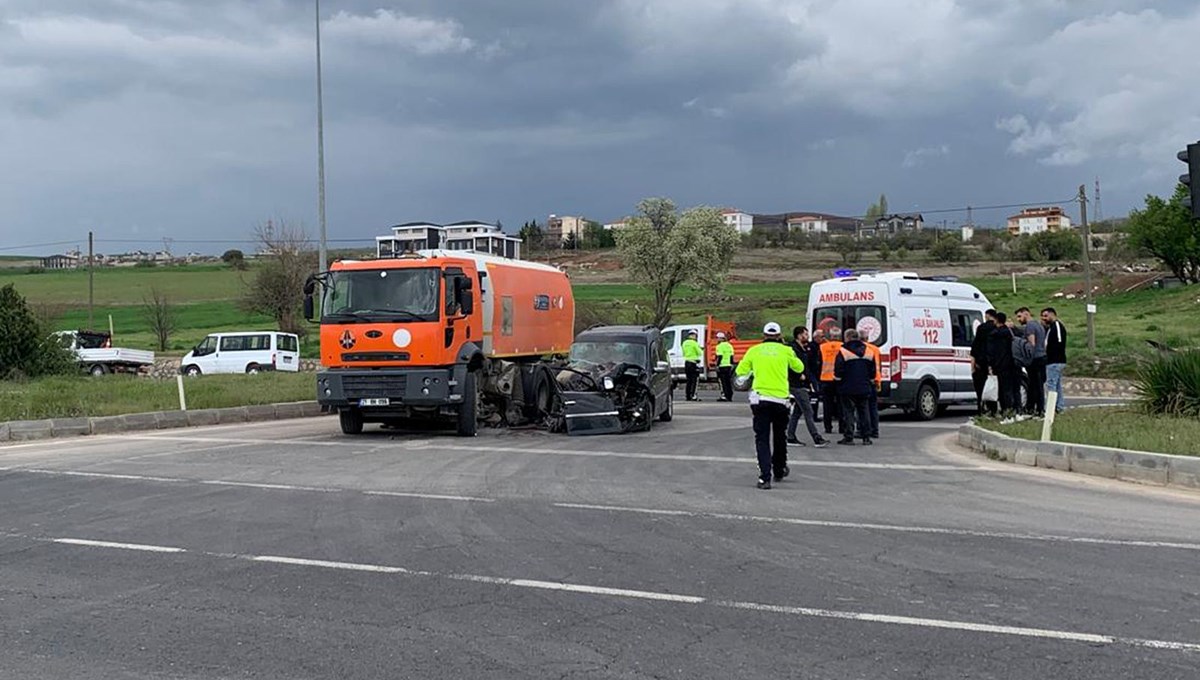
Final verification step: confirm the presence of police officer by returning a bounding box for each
[735,322,805,490]
[682,329,703,402]
[714,332,735,402]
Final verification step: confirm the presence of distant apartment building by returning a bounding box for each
[603,218,630,231]
[786,214,831,234]
[861,213,925,239]
[41,254,80,270]
[376,221,521,260]
[721,210,754,234]
[753,211,861,237]
[546,215,586,244]
[1007,207,1073,236]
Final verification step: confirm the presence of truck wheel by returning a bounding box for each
[183,365,202,376]
[456,371,478,437]
[339,408,364,435]
[913,382,939,421]
[245,363,261,375]
[659,390,674,422]
[89,364,108,377]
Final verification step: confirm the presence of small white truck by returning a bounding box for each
[56,330,155,376]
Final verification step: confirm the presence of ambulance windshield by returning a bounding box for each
[813,305,887,345]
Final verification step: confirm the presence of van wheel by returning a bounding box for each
[659,390,674,422]
[183,365,202,376]
[456,371,478,437]
[913,382,939,421]
[245,363,260,375]
[339,408,364,435]
[89,364,108,377]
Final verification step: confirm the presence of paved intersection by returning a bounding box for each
[1,400,1198,678]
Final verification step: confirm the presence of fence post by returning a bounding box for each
[176,374,188,411]
[1040,392,1058,442]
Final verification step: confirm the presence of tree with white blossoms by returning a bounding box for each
[615,197,741,328]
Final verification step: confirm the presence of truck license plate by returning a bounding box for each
[359,398,390,407]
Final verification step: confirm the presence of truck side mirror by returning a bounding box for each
[303,294,315,321]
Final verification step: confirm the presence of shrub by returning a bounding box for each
[1135,350,1200,417]
[0,284,76,379]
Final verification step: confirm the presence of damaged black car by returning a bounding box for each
[555,325,675,435]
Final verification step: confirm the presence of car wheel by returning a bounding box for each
[245,363,260,375]
[659,389,674,422]
[183,365,202,376]
[339,408,364,435]
[913,382,939,421]
[638,394,655,432]
[89,364,108,377]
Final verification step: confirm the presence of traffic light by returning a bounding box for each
[1180,141,1200,219]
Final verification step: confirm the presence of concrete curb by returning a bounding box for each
[957,422,1200,491]
[0,401,330,444]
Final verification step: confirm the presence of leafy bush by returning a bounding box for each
[0,284,76,379]
[929,237,965,262]
[1013,230,1082,262]
[1135,350,1200,417]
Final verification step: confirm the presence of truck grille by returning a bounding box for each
[342,375,408,399]
[341,352,410,362]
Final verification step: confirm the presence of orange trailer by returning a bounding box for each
[306,251,575,435]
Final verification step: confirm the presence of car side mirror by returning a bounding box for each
[655,361,670,373]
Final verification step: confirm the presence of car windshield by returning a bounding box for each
[569,341,647,369]
[322,268,440,322]
[813,305,888,345]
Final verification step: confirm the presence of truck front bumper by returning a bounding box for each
[317,368,463,410]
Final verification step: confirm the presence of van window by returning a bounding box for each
[276,334,299,352]
[195,336,217,356]
[661,329,678,351]
[220,334,271,352]
[950,309,982,348]
[813,305,887,345]
[220,336,245,352]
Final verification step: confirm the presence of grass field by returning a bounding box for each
[0,373,315,421]
[978,407,1200,458]
[3,259,1196,378]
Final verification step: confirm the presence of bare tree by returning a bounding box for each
[142,287,176,351]
[242,219,315,335]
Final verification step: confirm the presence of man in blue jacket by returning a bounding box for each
[834,329,875,446]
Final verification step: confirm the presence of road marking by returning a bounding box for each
[18,533,1200,654]
[19,468,181,483]
[199,480,336,492]
[552,503,1200,552]
[52,538,186,553]
[363,490,495,503]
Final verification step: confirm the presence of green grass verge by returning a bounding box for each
[976,407,1200,458]
[0,373,316,421]
[0,264,249,305]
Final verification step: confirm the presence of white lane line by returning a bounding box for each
[427,445,981,471]
[363,490,495,503]
[116,434,365,448]
[199,480,335,492]
[552,503,1200,552]
[25,534,1200,654]
[20,468,181,483]
[52,538,186,553]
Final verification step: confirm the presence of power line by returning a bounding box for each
[0,240,79,252]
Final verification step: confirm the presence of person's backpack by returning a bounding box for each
[1012,334,1035,367]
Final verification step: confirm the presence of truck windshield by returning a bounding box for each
[322,268,440,322]
[813,305,888,345]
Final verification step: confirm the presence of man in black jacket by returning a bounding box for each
[970,309,996,415]
[1042,307,1068,414]
[787,326,828,447]
[985,312,1018,416]
[834,329,875,445]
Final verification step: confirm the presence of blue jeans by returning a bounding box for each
[1045,363,1066,413]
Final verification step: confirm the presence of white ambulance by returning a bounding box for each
[805,272,994,420]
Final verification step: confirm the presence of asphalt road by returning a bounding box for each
[2,400,1198,679]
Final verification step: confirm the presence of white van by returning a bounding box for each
[181,332,301,376]
[806,272,993,420]
[660,323,707,380]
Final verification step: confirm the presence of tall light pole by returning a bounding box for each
[315,0,328,272]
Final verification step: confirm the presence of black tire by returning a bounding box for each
[531,369,552,419]
[659,389,674,422]
[89,364,108,377]
[245,363,261,375]
[913,382,939,421]
[183,364,202,376]
[339,408,364,435]
[639,395,655,431]
[456,371,478,437]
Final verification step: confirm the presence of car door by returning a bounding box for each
[949,308,983,399]
[216,335,245,373]
[192,335,219,373]
[651,336,672,407]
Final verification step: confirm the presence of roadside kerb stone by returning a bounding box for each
[89,416,127,436]
[273,402,307,420]
[186,410,220,427]
[120,412,161,432]
[156,411,190,430]
[0,422,9,442]
[958,422,1199,491]
[1112,450,1170,486]
[245,404,278,422]
[50,418,91,438]
[213,407,249,424]
[8,420,52,442]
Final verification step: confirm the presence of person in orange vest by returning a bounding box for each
[817,330,844,436]
[863,339,883,439]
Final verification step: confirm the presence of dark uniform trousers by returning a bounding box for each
[751,401,790,481]
[684,361,701,401]
[717,366,734,401]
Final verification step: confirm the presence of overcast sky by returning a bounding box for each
[2,0,1198,253]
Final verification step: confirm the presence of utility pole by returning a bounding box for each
[1079,184,1095,354]
[315,0,328,273]
[88,231,95,330]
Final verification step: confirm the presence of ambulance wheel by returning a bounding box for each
[456,371,478,437]
[339,408,364,435]
[913,382,939,421]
